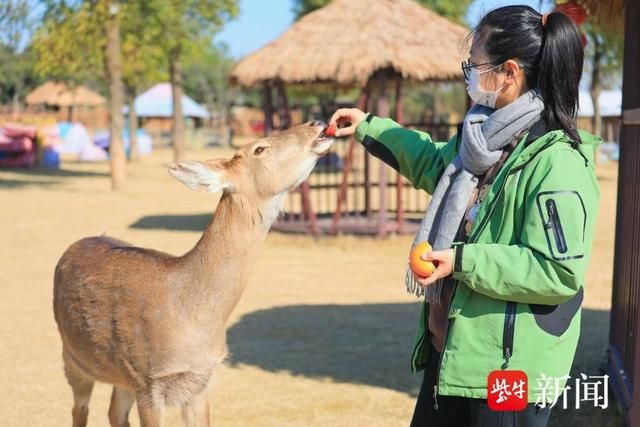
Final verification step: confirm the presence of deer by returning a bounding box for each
[53,121,333,427]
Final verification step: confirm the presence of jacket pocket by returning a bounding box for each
[536,190,586,261]
[529,286,583,337]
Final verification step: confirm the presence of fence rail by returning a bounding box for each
[273,122,458,236]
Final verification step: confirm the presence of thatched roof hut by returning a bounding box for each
[26,81,106,107]
[230,0,468,88]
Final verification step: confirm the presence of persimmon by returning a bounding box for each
[409,241,437,278]
[325,124,337,137]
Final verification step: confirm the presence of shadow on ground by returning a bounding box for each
[0,178,58,189]
[129,213,211,231]
[227,303,623,426]
[228,302,424,396]
[1,167,108,189]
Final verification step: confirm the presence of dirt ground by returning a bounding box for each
[0,143,623,426]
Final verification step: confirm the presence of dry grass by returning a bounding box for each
[0,144,623,426]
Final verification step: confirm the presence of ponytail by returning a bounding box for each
[538,12,584,144]
[472,6,585,144]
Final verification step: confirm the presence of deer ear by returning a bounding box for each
[168,160,233,193]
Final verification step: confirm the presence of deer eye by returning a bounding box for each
[254,146,266,156]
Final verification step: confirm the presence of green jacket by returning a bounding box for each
[355,114,601,403]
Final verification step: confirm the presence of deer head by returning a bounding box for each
[168,121,332,199]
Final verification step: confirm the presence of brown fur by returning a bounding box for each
[53,122,332,427]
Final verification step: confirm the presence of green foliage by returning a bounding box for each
[32,1,106,84]
[182,42,236,110]
[0,1,43,104]
[32,0,239,96]
[292,0,472,25]
[0,44,40,104]
[119,1,168,94]
[145,0,239,57]
[0,0,32,51]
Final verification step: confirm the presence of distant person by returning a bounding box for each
[331,5,599,427]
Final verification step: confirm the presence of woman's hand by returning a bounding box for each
[329,108,367,137]
[415,249,454,287]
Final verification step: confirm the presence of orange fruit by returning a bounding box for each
[409,241,437,278]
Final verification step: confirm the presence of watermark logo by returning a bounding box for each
[487,371,609,411]
[487,370,528,411]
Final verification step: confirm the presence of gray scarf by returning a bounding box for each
[406,89,544,302]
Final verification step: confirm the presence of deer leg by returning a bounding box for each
[63,352,94,427]
[181,388,210,427]
[136,392,166,427]
[108,386,136,427]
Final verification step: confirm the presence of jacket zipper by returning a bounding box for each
[502,301,517,368]
[545,199,568,253]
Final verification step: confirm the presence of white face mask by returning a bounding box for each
[465,64,505,109]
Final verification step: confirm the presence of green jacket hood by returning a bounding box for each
[514,129,602,172]
[576,130,602,169]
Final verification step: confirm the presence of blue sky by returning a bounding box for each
[215,0,555,59]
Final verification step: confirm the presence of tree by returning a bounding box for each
[33,0,126,190]
[0,0,40,113]
[120,1,168,161]
[583,24,623,139]
[293,0,472,25]
[182,42,236,137]
[146,0,238,162]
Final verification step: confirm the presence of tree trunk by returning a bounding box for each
[12,90,20,118]
[170,48,185,163]
[590,33,603,139]
[129,93,139,162]
[106,6,126,191]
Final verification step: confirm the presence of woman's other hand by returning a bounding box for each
[416,249,454,287]
[329,108,367,137]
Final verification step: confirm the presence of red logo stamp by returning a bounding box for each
[487,370,528,411]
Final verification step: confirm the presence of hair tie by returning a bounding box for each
[541,13,550,26]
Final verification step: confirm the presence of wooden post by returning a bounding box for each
[276,81,291,129]
[364,82,373,218]
[394,77,405,233]
[329,81,371,235]
[263,81,274,136]
[607,1,640,426]
[376,70,390,237]
[300,181,320,236]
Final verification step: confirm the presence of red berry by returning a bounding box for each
[325,124,337,137]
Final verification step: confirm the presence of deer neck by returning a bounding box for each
[178,190,286,323]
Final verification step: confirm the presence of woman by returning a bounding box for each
[330,5,600,427]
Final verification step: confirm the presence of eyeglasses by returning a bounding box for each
[461,59,493,80]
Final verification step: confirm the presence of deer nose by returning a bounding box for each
[310,120,327,129]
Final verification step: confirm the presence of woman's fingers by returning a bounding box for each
[416,249,454,287]
[328,108,366,137]
[416,266,446,287]
[328,109,346,127]
[334,124,357,137]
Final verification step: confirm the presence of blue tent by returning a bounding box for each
[125,83,210,119]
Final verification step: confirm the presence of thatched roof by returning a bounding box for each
[25,81,106,107]
[571,0,624,30]
[230,0,469,87]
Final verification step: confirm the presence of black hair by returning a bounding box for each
[471,5,584,144]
